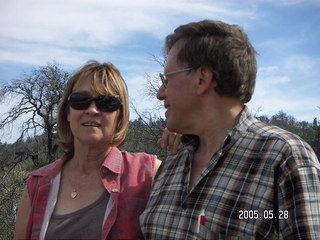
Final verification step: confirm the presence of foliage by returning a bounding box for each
[0,61,70,163]
[0,60,319,238]
[0,112,320,238]
[121,114,167,160]
[257,110,320,158]
[0,167,28,240]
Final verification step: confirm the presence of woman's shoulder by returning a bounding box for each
[29,154,69,178]
[121,151,156,161]
[121,151,157,169]
[120,149,156,167]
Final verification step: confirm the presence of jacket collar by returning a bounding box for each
[101,146,122,174]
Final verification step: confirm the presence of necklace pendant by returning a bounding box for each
[71,190,78,199]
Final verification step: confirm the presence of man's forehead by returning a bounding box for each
[165,42,183,70]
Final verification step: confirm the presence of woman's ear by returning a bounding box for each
[196,67,215,95]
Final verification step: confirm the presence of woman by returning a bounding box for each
[14,61,180,239]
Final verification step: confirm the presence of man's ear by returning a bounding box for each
[195,67,215,95]
[67,107,70,122]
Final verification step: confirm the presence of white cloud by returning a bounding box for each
[0,0,255,66]
[255,0,320,6]
[255,66,291,96]
[252,54,320,121]
[0,0,319,143]
[248,95,320,122]
[283,55,319,76]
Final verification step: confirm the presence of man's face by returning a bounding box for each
[156,41,196,134]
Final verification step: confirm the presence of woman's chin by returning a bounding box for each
[75,136,110,148]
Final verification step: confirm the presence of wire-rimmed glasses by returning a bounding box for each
[159,67,193,88]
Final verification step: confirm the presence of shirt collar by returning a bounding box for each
[181,105,253,150]
[29,154,70,178]
[101,146,122,174]
[29,147,123,179]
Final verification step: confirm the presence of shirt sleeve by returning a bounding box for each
[277,164,320,239]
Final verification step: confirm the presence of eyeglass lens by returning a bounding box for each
[68,93,122,112]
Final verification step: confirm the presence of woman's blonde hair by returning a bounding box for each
[57,60,129,155]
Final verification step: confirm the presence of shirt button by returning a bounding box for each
[182,203,188,209]
[183,167,190,174]
[111,188,119,193]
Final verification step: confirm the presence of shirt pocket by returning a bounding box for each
[196,215,255,240]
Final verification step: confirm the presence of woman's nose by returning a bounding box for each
[86,101,99,114]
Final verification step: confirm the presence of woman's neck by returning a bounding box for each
[69,144,112,174]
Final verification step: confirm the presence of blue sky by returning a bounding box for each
[0,0,319,142]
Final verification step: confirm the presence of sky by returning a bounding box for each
[0,0,319,143]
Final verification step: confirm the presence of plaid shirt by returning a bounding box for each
[140,107,320,239]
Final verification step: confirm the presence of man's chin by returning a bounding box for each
[165,120,174,133]
[165,120,179,134]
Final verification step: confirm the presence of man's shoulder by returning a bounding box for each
[246,118,319,167]
[245,116,306,145]
[238,108,305,144]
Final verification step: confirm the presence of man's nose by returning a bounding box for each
[156,85,166,101]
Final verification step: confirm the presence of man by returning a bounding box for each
[140,20,320,239]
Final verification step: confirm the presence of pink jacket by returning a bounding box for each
[25,147,155,239]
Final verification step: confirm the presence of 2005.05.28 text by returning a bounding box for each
[239,210,289,220]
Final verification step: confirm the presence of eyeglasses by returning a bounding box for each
[68,92,122,112]
[159,67,193,88]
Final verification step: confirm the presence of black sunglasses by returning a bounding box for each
[68,92,122,112]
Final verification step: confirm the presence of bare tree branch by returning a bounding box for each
[0,61,70,163]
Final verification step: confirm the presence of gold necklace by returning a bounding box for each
[65,160,101,199]
[71,189,78,199]
[67,170,97,199]
[68,175,78,199]
[66,170,80,199]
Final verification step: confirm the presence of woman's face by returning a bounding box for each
[67,78,120,150]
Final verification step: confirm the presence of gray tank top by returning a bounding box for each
[45,191,109,240]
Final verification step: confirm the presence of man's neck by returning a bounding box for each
[196,103,243,154]
[189,103,244,187]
